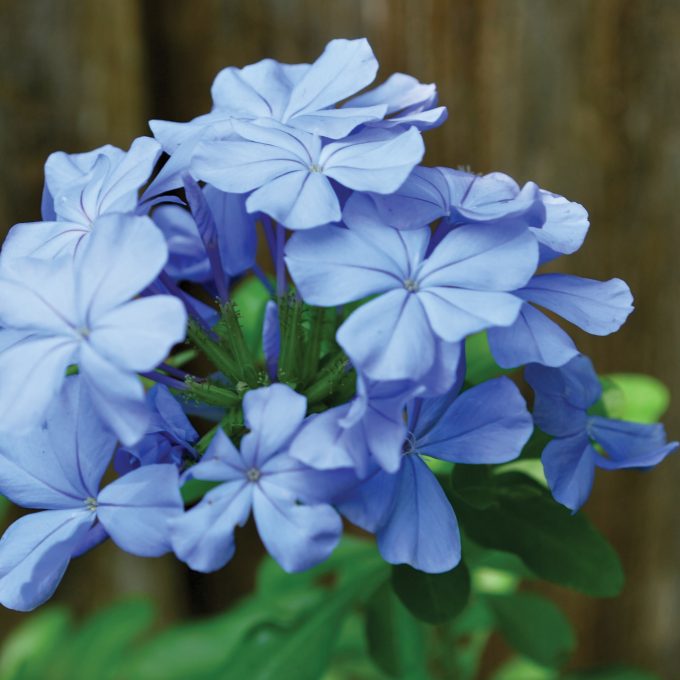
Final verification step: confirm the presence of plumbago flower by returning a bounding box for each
[286,194,538,386]
[148,38,445,158]
[171,384,345,573]
[1,137,161,261]
[526,356,678,511]
[0,376,183,611]
[191,122,424,230]
[0,214,187,444]
[0,37,674,613]
[346,168,634,368]
[290,363,534,573]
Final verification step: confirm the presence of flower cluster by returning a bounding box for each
[0,38,675,611]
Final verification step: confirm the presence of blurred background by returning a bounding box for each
[0,0,679,676]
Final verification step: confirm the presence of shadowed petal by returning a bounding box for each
[377,456,460,573]
[0,509,94,611]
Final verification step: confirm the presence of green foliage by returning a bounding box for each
[364,583,428,677]
[599,373,670,423]
[452,468,625,597]
[485,592,576,668]
[391,562,470,624]
[465,331,513,385]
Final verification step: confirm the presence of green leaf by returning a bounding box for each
[364,582,428,678]
[224,561,387,680]
[119,589,324,680]
[391,562,470,624]
[599,373,670,423]
[48,599,154,680]
[490,657,558,680]
[465,332,513,385]
[452,470,624,597]
[486,592,575,667]
[231,275,273,355]
[0,608,71,680]
[563,667,661,680]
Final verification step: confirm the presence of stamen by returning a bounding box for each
[246,468,261,482]
[403,278,419,292]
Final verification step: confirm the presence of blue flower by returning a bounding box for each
[525,356,678,511]
[171,384,345,573]
[293,372,533,573]
[291,375,425,476]
[0,376,183,611]
[487,273,634,368]
[191,122,424,230]
[115,385,199,474]
[2,137,161,261]
[149,38,445,159]
[285,199,538,385]
[0,214,187,445]
[154,184,257,282]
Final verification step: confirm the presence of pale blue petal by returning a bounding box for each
[0,509,94,611]
[285,225,403,306]
[487,303,579,368]
[418,223,538,291]
[1,221,89,261]
[377,456,460,573]
[0,257,77,333]
[337,290,436,382]
[252,484,342,572]
[532,190,589,263]
[78,345,150,447]
[75,214,169,320]
[418,287,524,342]
[246,170,340,231]
[90,296,187,372]
[96,464,183,557]
[171,481,252,572]
[283,38,378,119]
[321,127,425,194]
[240,384,307,467]
[0,332,78,435]
[360,166,450,229]
[519,274,634,335]
[290,106,386,138]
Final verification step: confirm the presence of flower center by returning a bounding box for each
[246,467,261,482]
[403,278,419,293]
[77,326,91,338]
[309,163,323,173]
[84,496,98,511]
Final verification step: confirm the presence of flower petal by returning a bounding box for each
[253,484,342,572]
[96,464,183,557]
[377,455,460,573]
[542,434,597,512]
[171,481,252,572]
[240,384,307,467]
[90,296,187,372]
[0,509,94,611]
[75,214,169,320]
[321,127,425,194]
[337,290,436,382]
[518,274,634,335]
[415,377,533,463]
[487,303,579,368]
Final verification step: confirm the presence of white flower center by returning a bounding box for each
[246,468,261,482]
